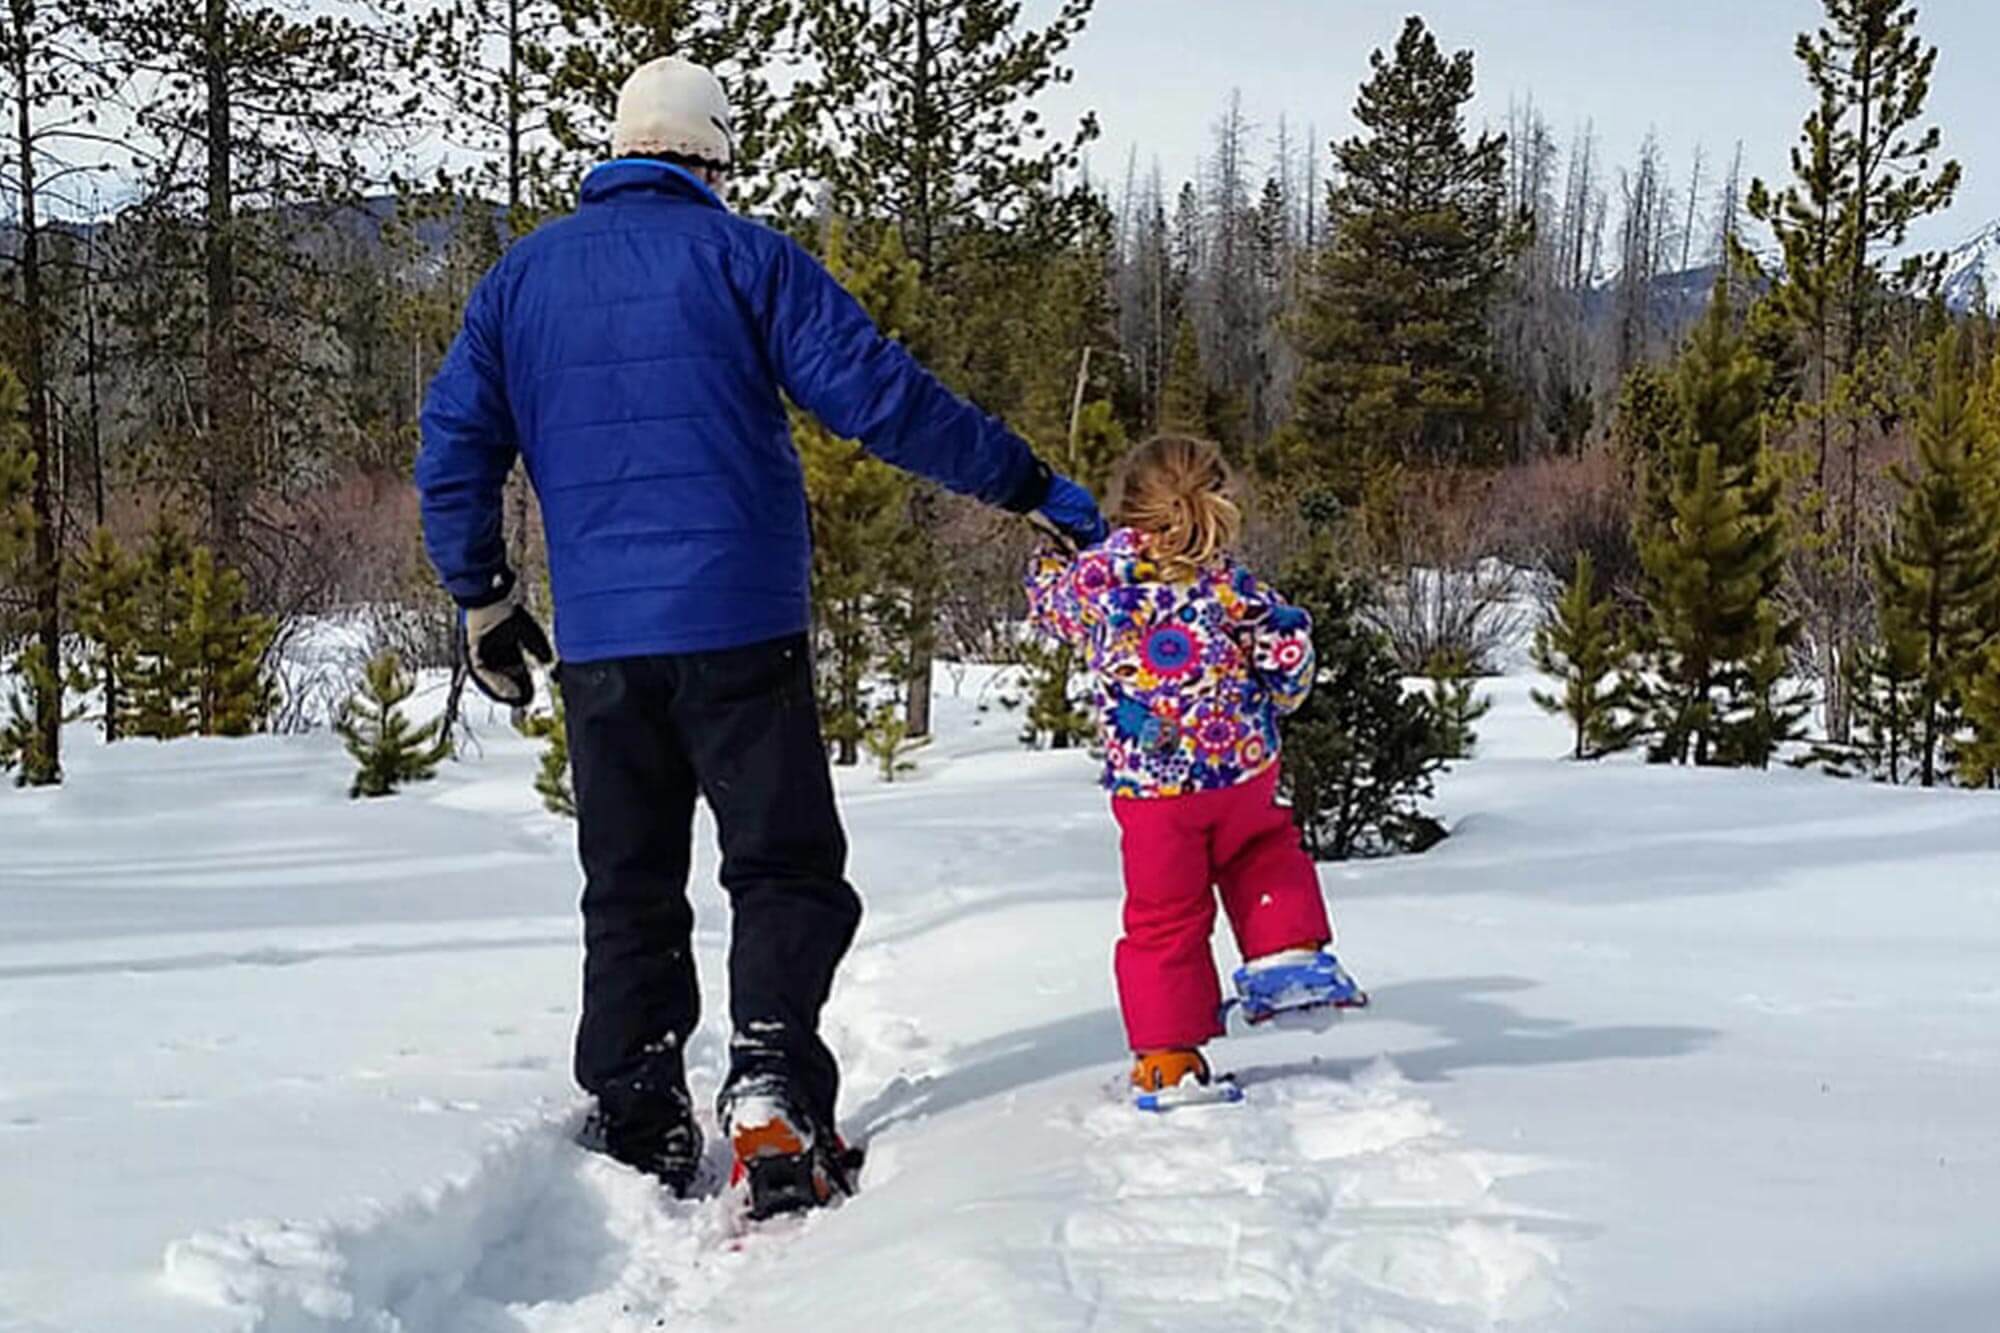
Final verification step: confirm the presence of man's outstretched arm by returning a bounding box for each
[743,230,1104,544]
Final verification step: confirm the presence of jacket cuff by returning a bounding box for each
[1000,456,1054,515]
[455,567,517,611]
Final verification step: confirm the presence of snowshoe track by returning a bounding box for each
[1059,1060,1563,1331]
[163,1109,768,1332]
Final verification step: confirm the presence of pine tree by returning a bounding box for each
[67,528,142,742]
[1531,552,1643,760]
[338,651,449,798]
[544,0,800,211]
[1745,0,1962,745]
[182,547,274,737]
[862,702,924,782]
[1840,607,1924,781]
[798,222,918,765]
[106,0,403,569]
[1291,16,1515,488]
[0,366,32,574]
[515,685,575,817]
[1954,643,2000,788]
[125,518,199,741]
[2,3,117,786]
[1865,330,2000,786]
[1422,651,1491,760]
[1636,298,1796,767]
[1278,522,1446,860]
[784,0,1100,741]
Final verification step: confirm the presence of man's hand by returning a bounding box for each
[464,577,554,708]
[1038,473,1109,550]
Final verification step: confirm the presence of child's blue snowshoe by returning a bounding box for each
[1229,949,1369,1029]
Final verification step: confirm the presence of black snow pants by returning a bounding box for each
[560,634,861,1133]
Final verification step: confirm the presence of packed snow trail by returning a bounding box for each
[7,672,2000,1329]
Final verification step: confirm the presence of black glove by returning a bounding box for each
[463,575,554,708]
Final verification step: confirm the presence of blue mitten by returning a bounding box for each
[1039,474,1109,549]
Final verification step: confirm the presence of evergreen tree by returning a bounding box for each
[783,0,1099,740]
[1839,607,1924,781]
[1290,16,1514,490]
[1954,643,2000,788]
[1278,520,1446,860]
[1,4,115,786]
[515,685,575,817]
[1422,651,1491,760]
[862,702,924,782]
[798,222,919,765]
[0,374,30,571]
[125,518,199,741]
[105,0,404,571]
[67,528,142,742]
[1531,552,1643,760]
[338,651,449,798]
[544,0,800,210]
[1745,0,1962,744]
[1865,330,2000,786]
[1636,298,1796,767]
[183,547,274,737]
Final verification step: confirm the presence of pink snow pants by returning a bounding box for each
[1110,765,1332,1052]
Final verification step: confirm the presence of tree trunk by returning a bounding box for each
[12,6,61,784]
[204,0,245,560]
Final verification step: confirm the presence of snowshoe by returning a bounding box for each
[721,1079,861,1221]
[1130,1048,1243,1113]
[1229,948,1369,1028]
[576,1090,704,1197]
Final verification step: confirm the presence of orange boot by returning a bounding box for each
[1129,1048,1243,1111]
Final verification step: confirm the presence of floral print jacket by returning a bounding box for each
[1025,527,1317,799]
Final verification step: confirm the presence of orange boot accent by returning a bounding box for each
[1130,1048,1212,1093]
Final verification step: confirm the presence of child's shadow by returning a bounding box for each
[850,975,1716,1137]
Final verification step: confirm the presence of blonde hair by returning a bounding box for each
[1112,436,1242,581]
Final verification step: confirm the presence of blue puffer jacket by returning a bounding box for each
[417,159,1045,662]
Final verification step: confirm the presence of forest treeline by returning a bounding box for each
[5,0,2000,847]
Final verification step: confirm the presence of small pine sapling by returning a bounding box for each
[338,650,450,799]
[1530,552,1643,760]
[515,684,575,818]
[1421,650,1492,760]
[862,702,925,782]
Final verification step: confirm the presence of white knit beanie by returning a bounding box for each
[612,57,735,167]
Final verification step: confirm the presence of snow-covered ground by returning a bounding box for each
[4,671,1999,1332]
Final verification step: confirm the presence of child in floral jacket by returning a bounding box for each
[1026,436,1366,1108]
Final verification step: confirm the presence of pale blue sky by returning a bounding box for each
[1035,0,1995,252]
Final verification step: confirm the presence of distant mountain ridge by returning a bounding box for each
[1941,220,2000,313]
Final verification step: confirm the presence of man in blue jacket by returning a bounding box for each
[417,56,1105,1216]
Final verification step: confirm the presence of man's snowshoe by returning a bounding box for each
[576,1090,704,1197]
[1130,1048,1243,1113]
[721,1080,861,1221]
[1229,948,1369,1029]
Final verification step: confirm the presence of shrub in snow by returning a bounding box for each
[338,651,448,799]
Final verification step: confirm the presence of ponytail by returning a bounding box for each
[1111,436,1242,581]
